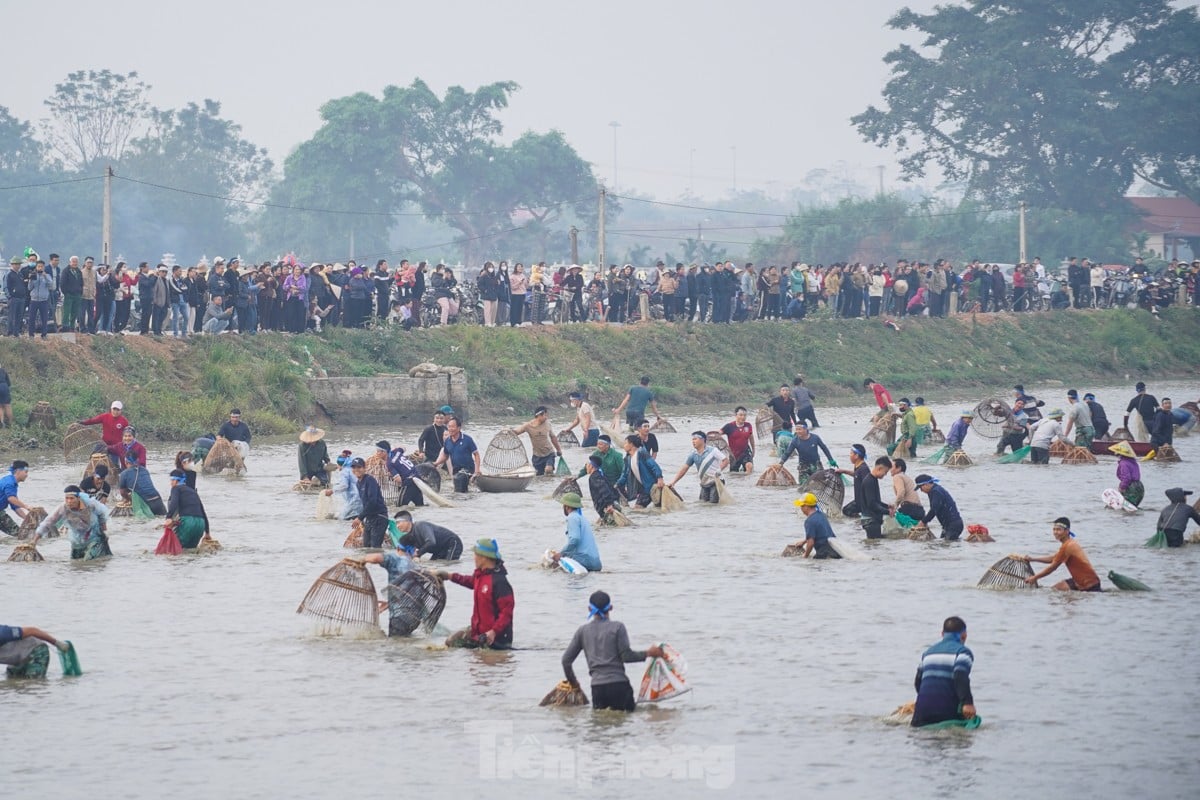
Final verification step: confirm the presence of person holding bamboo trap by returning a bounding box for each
[561,591,664,712]
[668,431,728,504]
[438,538,514,649]
[36,485,111,560]
[510,406,563,476]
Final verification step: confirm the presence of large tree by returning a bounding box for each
[852,1,1200,211]
[42,69,153,170]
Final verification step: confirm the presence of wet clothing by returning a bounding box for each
[803,508,840,559]
[0,470,23,516]
[1116,457,1142,507]
[441,432,478,474]
[449,564,514,647]
[166,483,209,547]
[945,418,969,450]
[0,628,50,679]
[766,395,796,431]
[1126,392,1159,428]
[118,467,167,516]
[793,386,818,426]
[842,461,870,517]
[779,433,833,472]
[1065,401,1095,446]
[1086,399,1110,440]
[616,449,663,507]
[1157,489,1200,548]
[1148,409,1174,448]
[404,521,463,560]
[859,472,890,539]
[562,617,647,707]
[418,424,446,463]
[578,446,624,484]
[299,439,330,482]
[218,420,252,447]
[333,465,362,520]
[356,474,389,548]
[386,448,424,506]
[637,432,660,459]
[912,633,974,727]
[80,412,131,448]
[721,421,755,465]
[588,469,622,518]
[624,385,655,428]
[560,509,602,571]
[39,494,111,560]
[921,484,964,540]
[79,473,111,504]
[108,439,147,471]
[513,417,560,459]
[1047,537,1100,590]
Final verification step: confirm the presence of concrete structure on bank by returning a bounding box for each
[307,371,468,424]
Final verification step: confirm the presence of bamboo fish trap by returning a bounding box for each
[965,524,994,543]
[1061,446,1098,465]
[16,507,48,539]
[907,523,934,541]
[925,428,947,445]
[364,451,399,506]
[82,451,118,481]
[864,416,895,446]
[945,449,974,467]
[202,437,246,475]
[971,399,1011,439]
[550,477,581,501]
[540,680,589,707]
[755,408,776,442]
[781,543,806,557]
[8,541,44,562]
[650,417,676,433]
[343,519,364,549]
[799,469,844,516]
[26,401,57,430]
[1048,439,1072,457]
[384,570,447,636]
[482,430,531,474]
[1154,444,1181,463]
[1109,427,1134,441]
[756,464,796,487]
[706,431,730,458]
[297,559,378,629]
[556,429,580,448]
[978,556,1036,589]
[62,424,103,462]
[650,485,686,512]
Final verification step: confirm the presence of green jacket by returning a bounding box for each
[577,445,624,484]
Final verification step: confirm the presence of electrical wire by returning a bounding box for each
[0,175,105,191]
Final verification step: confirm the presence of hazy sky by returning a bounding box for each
[3,0,941,199]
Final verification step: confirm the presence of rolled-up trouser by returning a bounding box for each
[997,431,1026,455]
[699,482,719,504]
[361,514,388,548]
[532,453,556,475]
[940,518,964,541]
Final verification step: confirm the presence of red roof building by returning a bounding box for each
[1126,196,1200,261]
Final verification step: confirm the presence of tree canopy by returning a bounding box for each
[852,0,1200,212]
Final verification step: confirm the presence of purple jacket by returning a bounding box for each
[1116,456,1140,491]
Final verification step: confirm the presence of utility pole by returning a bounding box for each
[1018,201,1027,263]
[689,147,696,196]
[597,188,606,272]
[569,226,579,265]
[349,227,355,262]
[102,165,113,265]
[609,121,621,191]
[877,165,885,195]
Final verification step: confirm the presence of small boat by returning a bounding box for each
[1090,439,1154,457]
[475,473,534,493]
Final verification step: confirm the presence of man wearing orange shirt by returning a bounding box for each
[1021,517,1100,592]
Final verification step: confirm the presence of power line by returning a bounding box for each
[609,193,793,218]
[0,175,105,191]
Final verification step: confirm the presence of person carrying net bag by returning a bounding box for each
[560,591,665,712]
[667,431,729,505]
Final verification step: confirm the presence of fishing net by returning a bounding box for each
[926,428,946,445]
[603,507,633,527]
[293,479,323,493]
[62,424,103,462]
[414,463,442,492]
[540,680,589,707]
[945,449,974,467]
[651,417,676,433]
[713,478,733,505]
[965,524,994,543]
[706,432,730,458]
[343,520,363,549]
[637,644,690,703]
[82,451,118,481]
[109,498,134,517]
[315,491,335,520]
[1061,446,1097,465]
[998,445,1031,464]
[907,524,934,541]
[7,542,43,562]
[1144,529,1168,549]
[922,445,951,465]
[773,430,794,459]
[755,407,776,441]
[977,556,1036,589]
[556,429,580,448]
[650,485,686,512]
[202,437,246,475]
[297,558,378,628]
[1048,439,1071,457]
[482,430,530,474]
[781,543,806,557]
[26,400,57,429]
[756,464,796,487]
[555,456,571,476]
[385,570,447,636]
[131,492,155,520]
[155,524,183,556]
[889,438,913,459]
[57,642,82,676]
[363,452,396,504]
[864,416,895,446]
[1154,444,1181,463]
[550,477,581,500]
[799,470,844,515]
[1110,427,1134,441]
[16,507,48,539]
[1108,570,1150,591]
[971,399,1011,438]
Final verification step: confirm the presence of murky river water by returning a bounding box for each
[4,382,1199,798]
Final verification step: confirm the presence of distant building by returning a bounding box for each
[1126,196,1200,262]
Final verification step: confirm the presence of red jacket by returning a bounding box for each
[108,440,147,470]
[450,565,514,646]
[82,412,130,447]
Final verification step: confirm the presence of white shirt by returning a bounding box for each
[1030,418,1063,449]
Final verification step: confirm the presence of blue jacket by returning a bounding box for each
[616,449,662,492]
[0,471,20,510]
[356,473,388,518]
[921,484,962,527]
[560,509,602,572]
[912,633,974,726]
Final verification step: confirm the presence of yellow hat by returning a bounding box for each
[794,492,819,508]
[1107,441,1136,458]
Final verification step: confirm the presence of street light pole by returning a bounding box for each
[609,121,621,191]
[731,145,737,193]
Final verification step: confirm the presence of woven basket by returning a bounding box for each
[799,469,844,515]
[1048,439,1071,457]
[15,507,48,540]
[650,417,676,433]
[706,431,730,457]
[482,430,530,474]
[756,464,796,487]
[907,524,933,541]
[7,542,44,562]
[82,452,118,481]
[62,424,103,462]
[540,680,590,707]
[296,559,378,627]
[965,523,994,543]
[556,429,580,448]
[551,477,581,500]
[27,401,57,430]
[202,437,246,475]
[109,499,134,517]
[342,520,363,549]
[781,543,806,558]
[755,408,776,442]
[971,399,1010,439]
[926,428,946,445]
[385,570,447,636]
[365,451,399,505]
[1154,444,1181,463]
[864,417,895,446]
[945,449,974,467]
[1061,446,1098,465]
[293,479,323,493]
[978,556,1036,589]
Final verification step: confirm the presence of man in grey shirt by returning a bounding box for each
[562,591,664,711]
[394,510,463,560]
[1062,389,1095,447]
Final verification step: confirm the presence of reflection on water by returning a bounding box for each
[3,382,1198,798]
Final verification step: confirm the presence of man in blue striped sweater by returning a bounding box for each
[912,616,977,727]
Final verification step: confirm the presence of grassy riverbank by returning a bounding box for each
[1,307,1197,450]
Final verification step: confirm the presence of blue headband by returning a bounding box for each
[588,602,612,620]
[916,477,939,487]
